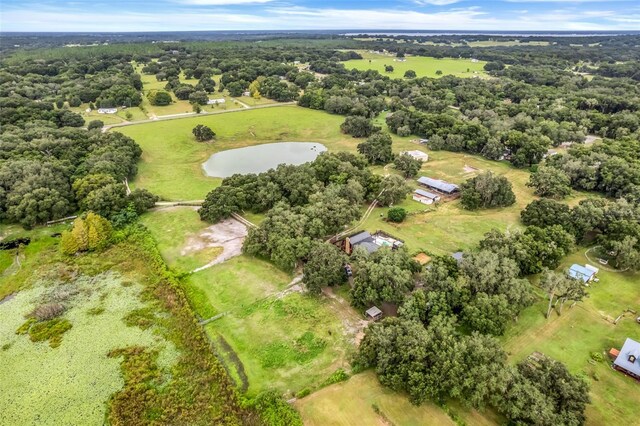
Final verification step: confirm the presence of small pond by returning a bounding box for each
[202,142,327,178]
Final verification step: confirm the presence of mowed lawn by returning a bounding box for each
[296,370,500,426]
[344,51,487,79]
[116,106,356,200]
[502,251,640,425]
[361,146,536,255]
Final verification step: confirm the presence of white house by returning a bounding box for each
[97,108,117,114]
[206,98,226,105]
[401,150,429,162]
[242,91,251,97]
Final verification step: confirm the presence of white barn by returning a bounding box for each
[207,98,226,105]
[401,150,429,162]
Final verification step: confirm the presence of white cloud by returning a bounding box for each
[1,4,637,31]
[413,0,461,5]
[176,0,273,4]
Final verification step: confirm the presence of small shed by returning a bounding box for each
[365,306,383,321]
[413,189,440,205]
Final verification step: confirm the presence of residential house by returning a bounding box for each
[612,338,640,381]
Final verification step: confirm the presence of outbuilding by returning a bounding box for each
[207,98,226,105]
[98,108,117,114]
[365,306,383,321]
[417,176,459,195]
[401,150,429,162]
[413,189,441,205]
[567,264,597,283]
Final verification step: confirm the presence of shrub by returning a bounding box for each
[253,390,303,426]
[87,119,104,130]
[60,212,113,255]
[324,368,349,385]
[31,303,66,321]
[387,207,407,223]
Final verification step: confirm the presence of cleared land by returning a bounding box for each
[502,251,640,426]
[344,51,487,79]
[141,208,356,395]
[296,370,500,426]
[116,106,352,200]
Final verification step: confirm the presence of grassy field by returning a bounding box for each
[502,251,640,425]
[344,51,487,79]
[116,106,354,200]
[140,207,357,395]
[296,371,501,426]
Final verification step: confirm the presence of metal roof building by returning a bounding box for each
[414,189,440,200]
[417,176,459,194]
[613,338,640,381]
[568,264,596,283]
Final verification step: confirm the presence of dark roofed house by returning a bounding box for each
[417,176,459,195]
[344,231,379,255]
[612,338,640,381]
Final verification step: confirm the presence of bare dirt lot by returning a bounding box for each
[183,218,248,272]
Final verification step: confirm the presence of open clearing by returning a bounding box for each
[344,51,488,79]
[501,251,640,425]
[142,208,356,395]
[141,207,245,273]
[117,106,352,200]
[296,370,500,426]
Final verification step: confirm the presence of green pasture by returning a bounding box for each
[502,251,640,425]
[296,370,501,426]
[141,208,355,395]
[189,255,353,394]
[116,106,353,200]
[140,207,222,273]
[344,51,488,79]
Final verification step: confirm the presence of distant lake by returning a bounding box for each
[202,142,327,178]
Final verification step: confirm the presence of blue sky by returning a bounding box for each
[1,0,639,32]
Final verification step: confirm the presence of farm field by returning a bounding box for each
[502,251,640,426]
[116,106,352,200]
[344,51,488,79]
